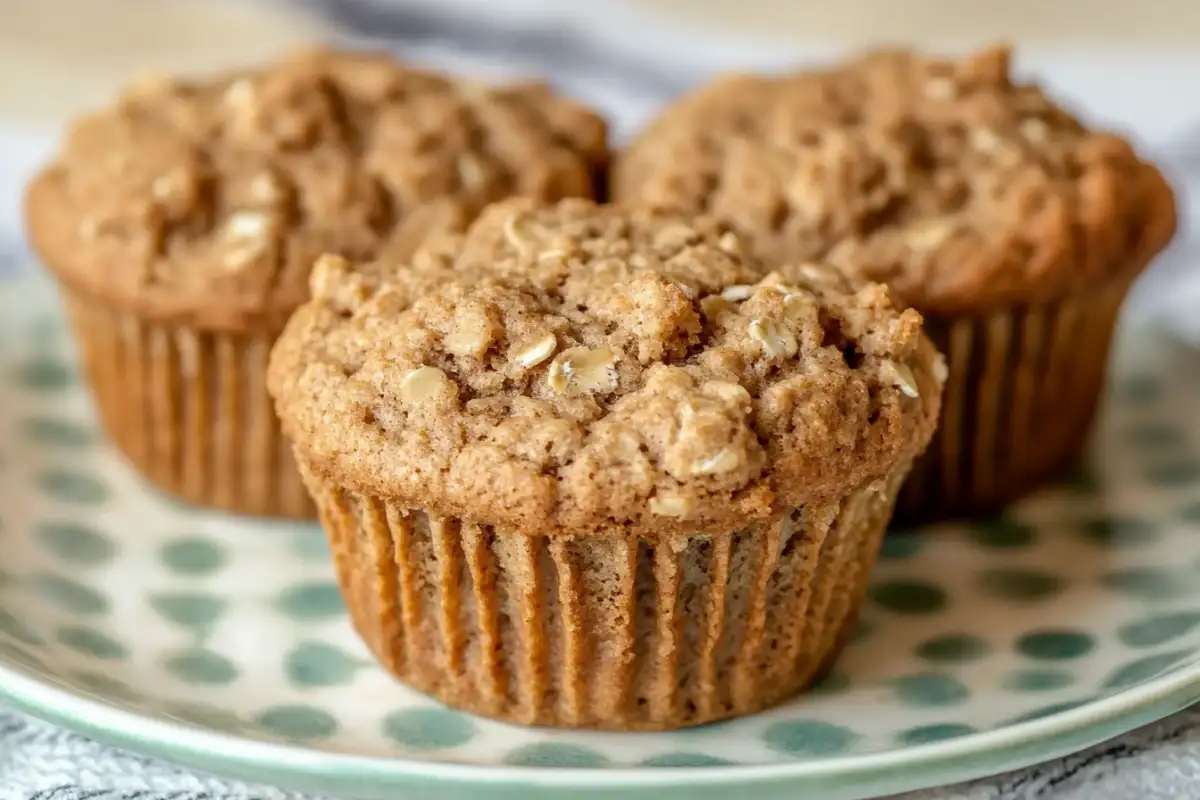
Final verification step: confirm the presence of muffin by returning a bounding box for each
[268,198,942,729]
[614,46,1176,521]
[25,47,609,518]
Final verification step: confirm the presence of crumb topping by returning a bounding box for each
[269,199,942,536]
[26,47,609,329]
[615,46,1175,312]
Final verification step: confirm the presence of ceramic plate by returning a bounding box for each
[1,272,1200,800]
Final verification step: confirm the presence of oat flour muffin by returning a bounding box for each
[615,46,1176,520]
[25,47,609,517]
[268,198,943,729]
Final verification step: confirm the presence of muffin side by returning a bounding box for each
[25,48,610,517]
[64,294,311,516]
[614,46,1177,519]
[270,199,942,727]
[302,455,907,729]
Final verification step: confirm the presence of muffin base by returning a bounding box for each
[63,288,314,519]
[300,457,909,731]
[896,275,1130,523]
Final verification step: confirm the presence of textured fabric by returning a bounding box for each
[1,1,1199,798]
[3,706,1200,799]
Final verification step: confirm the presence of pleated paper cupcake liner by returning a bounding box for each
[897,275,1131,522]
[300,456,910,731]
[63,289,314,519]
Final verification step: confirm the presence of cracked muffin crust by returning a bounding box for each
[23,47,609,518]
[269,199,942,729]
[615,46,1174,520]
[27,46,609,331]
[270,198,942,538]
[614,46,1174,315]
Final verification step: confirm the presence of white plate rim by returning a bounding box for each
[2,269,1199,799]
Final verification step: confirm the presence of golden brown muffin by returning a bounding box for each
[268,198,943,729]
[25,46,609,518]
[614,45,1176,520]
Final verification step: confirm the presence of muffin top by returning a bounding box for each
[269,199,943,539]
[25,47,609,331]
[614,46,1176,314]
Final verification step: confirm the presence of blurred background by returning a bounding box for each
[0,0,1196,334]
[4,0,1200,136]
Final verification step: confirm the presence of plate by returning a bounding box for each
[1,271,1200,800]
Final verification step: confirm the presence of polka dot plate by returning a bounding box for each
[2,270,1200,800]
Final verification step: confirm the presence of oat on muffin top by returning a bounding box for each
[614,46,1176,313]
[25,47,609,330]
[269,199,943,539]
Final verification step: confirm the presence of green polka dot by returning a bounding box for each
[978,568,1065,602]
[35,521,116,565]
[1123,422,1182,449]
[915,633,990,663]
[57,626,126,660]
[14,358,72,391]
[1060,466,1101,495]
[850,617,874,643]
[0,640,49,672]
[285,641,365,688]
[383,707,476,751]
[163,649,238,685]
[0,609,45,645]
[897,723,976,745]
[893,673,969,707]
[291,529,331,561]
[1101,567,1195,601]
[1117,612,1200,648]
[1004,669,1075,693]
[1103,650,1194,689]
[1016,630,1096,661]
[1079,517,1158,548]
[1146,460,1200,487]
[969,518,1036,549]
[878,533,923,560]
[37,469,109,506]
[1009,698,1094,724]
[30,573,109,615]
[72,671,140,702]
[1118,374,1160,404]
[256,705,338,741]
[763,720,858,757]
[808,671,852,695]
[150,593,226,637]
[870,580,947,614]
[274,581,345,621]
[641,753,735,767]
[165,702,245,733]
[504,742,609,767]
[20,417,95,448]
[160,538,225,576]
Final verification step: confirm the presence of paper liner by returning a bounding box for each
[897,277,1130,522]
[301,457,909,731]
[62,289,314,519]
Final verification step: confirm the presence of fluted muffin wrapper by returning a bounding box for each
[897,274,1131,522]
[62,287,314,519]
[299,455,910,731]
